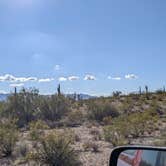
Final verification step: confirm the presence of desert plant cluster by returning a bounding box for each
[0,86,166,165]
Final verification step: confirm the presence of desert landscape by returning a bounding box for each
[0,86,165,166]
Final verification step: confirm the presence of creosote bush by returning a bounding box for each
[2,88,39,128]
[66,110,84,127]
[104,122,129,147]
[0,120,18,157]
[37,94,71,121]
[0,88,72,128]
[29,120,49,141]
[29,120,49,130]
[87,101,120,122]
[104,109,159,146]
[83,141,99,153]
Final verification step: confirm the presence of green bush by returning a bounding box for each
[65,110,84,127]
[104,120,129,146]
[17,142,28,158]
[87,101,120,122]
[29,120,49,130]
[37,94,71,121]
[0,120,18,157]
[104,109,159,146]
[29,120,49,141]
[104,129,128,147]
[33,132,81,166]
[83,141,99,153]
[3,88,39,128]
[1,89,71,127]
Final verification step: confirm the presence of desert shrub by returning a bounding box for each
[90,128,100,136]
[17,143,28,158]
[0,120,18,157]
[104,109,159,145]
[90,128,102,141]
[62,128,78,144]
[103,116,112,125]
[112,91,122,97]
[29,120,49,141]
[0,101,5,115]
[83,142,99,153]
[128,109,158,138]
[156,89,164,94]
[3,88,39,128]
[87,101,120,122]
[104,122,129,147]
[154,128,166,146]
[32,132,81,166]
[65,110,84,127]
[37,94,71,121]
[29,128,41,141]
[2,89,71,127]
[29,120,49,130]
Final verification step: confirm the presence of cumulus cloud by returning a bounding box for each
[84,75,96,81]
[15,77,37,82]
[108,76,121,80]
[38,78,54,83]
[0,74,38,82]
[54,65,60,71]
[68,76,79,81]
[0,90,8,94]
[58,77,67,82]
[0,74,16,82]
[125,74,138,79]
[10,83,24,87]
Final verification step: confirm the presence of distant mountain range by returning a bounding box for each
[66,93,96,100]
[0,93,96,101]
[0,94,10,101]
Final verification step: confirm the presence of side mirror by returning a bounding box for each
[109,146,166,166]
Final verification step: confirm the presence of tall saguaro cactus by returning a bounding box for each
[57,84,61,96]
[139,86,142,95]
[145,85,148,94]
[145,85,149,99]
[14,87,17,96]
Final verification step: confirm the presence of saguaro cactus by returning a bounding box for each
[145,85,148,94]
[139,86,142,95]
[145,85,149,99]
[57,84,61,96]
[14,87,17,95]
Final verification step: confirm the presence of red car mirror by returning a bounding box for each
[109,146,166,166]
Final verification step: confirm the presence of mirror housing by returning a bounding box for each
[109,146,166,166]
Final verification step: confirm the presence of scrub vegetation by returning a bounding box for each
[0,86,166,165]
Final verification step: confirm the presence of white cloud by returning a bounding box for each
[0,90,8,94]
[54,65,60,71]
[84,75,96,81]
[108,76,121,80]
[10,83,24,87]
[68,76,79,81]
[38,78,54,83]
[0,74,38,82]
[58,77,67,82]
[15,77,38,82]
[0,74,16,82]
[125,74,138,79]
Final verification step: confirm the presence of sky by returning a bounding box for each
[0,0,166,95]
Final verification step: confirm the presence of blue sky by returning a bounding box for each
[0,0,166,95]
